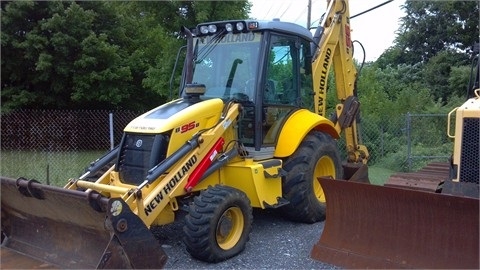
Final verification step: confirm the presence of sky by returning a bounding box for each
[249,0,406,62]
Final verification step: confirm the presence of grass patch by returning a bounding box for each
[368,165,396,186]
[2,150,398,187]
[1,150,106,186]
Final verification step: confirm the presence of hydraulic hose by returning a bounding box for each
[145,135,200,183]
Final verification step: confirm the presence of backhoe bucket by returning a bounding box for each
[1,177,167,269]
[311,177,479,269]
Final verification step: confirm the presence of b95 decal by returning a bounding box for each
[175,121,199,133]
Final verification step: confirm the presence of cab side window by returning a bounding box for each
[262,35,312,145]
[264,35,297,105]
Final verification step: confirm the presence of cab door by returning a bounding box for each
[260,33,313,147]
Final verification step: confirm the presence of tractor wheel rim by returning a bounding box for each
[216,206,244,250]
[313,156,335,203]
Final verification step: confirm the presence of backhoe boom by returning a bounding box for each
[312,0,368,165]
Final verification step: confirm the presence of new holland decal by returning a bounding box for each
[144,155,198,216]
[317,47,332,115]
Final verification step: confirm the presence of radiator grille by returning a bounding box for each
[117,133,168,185]
[459,118,480,184]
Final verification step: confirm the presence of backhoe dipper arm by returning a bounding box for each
[311,0,369,163]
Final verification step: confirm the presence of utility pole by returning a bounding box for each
[307,0,312,29]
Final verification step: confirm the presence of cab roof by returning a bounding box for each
[193,19,313,42]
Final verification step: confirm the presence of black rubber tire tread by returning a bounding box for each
[183,185,253,262]
[280,131,342,223]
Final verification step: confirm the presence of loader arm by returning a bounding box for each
[312,0,368,164]
[72,101,242,227]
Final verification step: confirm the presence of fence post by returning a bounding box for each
[380,124,384,158]
[109,112,114,150]
[46,164,50,185]
[406,112,412,172]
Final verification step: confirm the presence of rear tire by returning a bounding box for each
[280,131,342,223]
[183,185,253,262]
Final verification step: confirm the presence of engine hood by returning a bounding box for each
[124,98,224,134]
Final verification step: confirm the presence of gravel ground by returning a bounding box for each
[151,209,339,269]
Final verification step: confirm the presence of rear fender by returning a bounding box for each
[274,109,338,157]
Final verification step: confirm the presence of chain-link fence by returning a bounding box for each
[1,110,141,185]
[404,113,451,170]
[359,113,450,171]
[1,109,452,186]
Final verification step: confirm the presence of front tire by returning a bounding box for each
[183,185,253,262]
[280,131,342,223]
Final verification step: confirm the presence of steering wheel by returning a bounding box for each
[231,92,250,102]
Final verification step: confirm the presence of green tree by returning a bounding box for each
[448,65,474,98]
[1,1,251,111]
[1,1,151,110]
[375,1,478,105]
[380,0,478,66]
[354,62,441,164]
[422,50,469,102]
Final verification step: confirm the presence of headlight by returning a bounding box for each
[236,22,245,31]
[196,21,254,35]
[208,24,217,33]
[200,25,209,34]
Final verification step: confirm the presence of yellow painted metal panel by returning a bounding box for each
[124,98,224,134]
[275,109,338,157]
[221,159,283,208]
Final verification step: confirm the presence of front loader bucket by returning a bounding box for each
[1,177,167,269]
[311,177,479,269]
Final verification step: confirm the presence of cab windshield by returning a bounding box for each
[191,32,262,102]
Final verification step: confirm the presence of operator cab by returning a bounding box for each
[181,20,314,159]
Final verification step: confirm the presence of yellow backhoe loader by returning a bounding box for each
[6,0,476,269]
[1,1,368,268]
